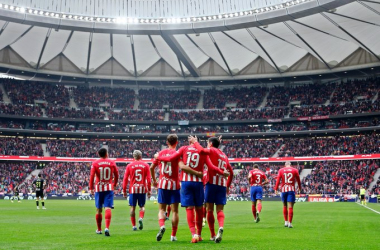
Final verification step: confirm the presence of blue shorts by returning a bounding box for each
[180,181,204,207]
[158,189,181,205]
[205,183,227,205]
[250,186,263,202]
[281,191,296,203]
[129,193,146,207]
[95,191,114,209]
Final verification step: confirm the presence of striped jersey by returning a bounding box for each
[123,160,151,194]
[193,142,234,188]
[275,166,301,193]
[90,158,119,193]
[154,148,180,190]
[249,169,268,186]
[158,145,225,183]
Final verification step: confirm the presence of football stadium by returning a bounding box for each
[0,0,380,249]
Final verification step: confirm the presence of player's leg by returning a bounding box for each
[180,182,197,238]
[41,195,46,209]
[138,194,146,230]
[166,205,171,220]
[36,195,40,209]
[129,194,137,230]
[214,185,227,243]
[255,187,263,223]
[103,191,114,236]
[156,188,167,241]
[94,192,103,234]
[287,191,296,228]
[205,183,216,240]
[202,203,207,227]
[10,196,14,202]
[282,192,289,227]
[194,182,205,241]
[250,186,257,221]
[170,203,179,241]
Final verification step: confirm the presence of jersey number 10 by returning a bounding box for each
[99,167,111,180]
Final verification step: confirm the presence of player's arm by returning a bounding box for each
[274,169,282,195]
[113,163,119,189]
[157,147,184,162]
[193,141,211,155]
[179,161,202,178]
[146,165,152,195]
[205,157,228,177]
[226,162,234,193]
[262,174,269,185]
[295,170,301,193]
[89,164,95,195]
[150,160,158,187]
[122,166,129,198]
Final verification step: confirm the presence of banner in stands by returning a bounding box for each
[296,115,329,121]
[1,154,380,163]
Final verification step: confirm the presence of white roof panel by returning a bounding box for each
[151,35,182,73]
[0,23,31,51]
[89,33,111,72]
[11,26,48,67]
[133,35,160,75]
[63,31,90,71]
[40,30,71,67]
[112,34,135,74]
[173,34,209,68]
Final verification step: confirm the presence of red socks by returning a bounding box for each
[96,214,102,231]
[283,206,288,221]
[207,211,215,237]
[217,210,225,228]
[139,210,145,219]
[131,215,136,227]
[252,205,257,219]
[171,226,178,237]
[288,207,293,223]
[202,206,206,219]
[159,218,165,227]
[195,208,203,236]
[105,209,111,229]
[166,206,171,218]
[257,203,262,213]
[186,208,196,235]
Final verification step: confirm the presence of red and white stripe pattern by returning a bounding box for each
[158,177,177,190]
[182,173,202,182]
[95,183,113,192]
[211,175,227,187]
[281,184,296,193]
[130,184,146,194]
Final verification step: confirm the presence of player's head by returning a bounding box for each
[38,173,41,178]
[133,150,142,160]
[285,161,291,167]
[98,148,108,158]
[253,164,259,169]
[167,134,178,147]
[207,137,220,148]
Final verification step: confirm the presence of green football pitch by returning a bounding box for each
[1,200,379,250]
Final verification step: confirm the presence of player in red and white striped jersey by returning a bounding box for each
[248,164,269,223]
[274,161,301,228]
[189,135,233,243]
[89,148,119,236]
[156,137,228,243]
[123,150,151,231]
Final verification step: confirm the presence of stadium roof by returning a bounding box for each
[0,0,379,81]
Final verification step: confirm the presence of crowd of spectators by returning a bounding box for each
[45,106,106,119]
[227,108,289,120]
[0,162,36,194]
[301,160,379,194]
[73,86,135,108]
[138,89,201,109]
[289,83,336,105]
[3,80,69,106]
[278,134,380,157]
[170,110,228,121]
[222,138,283,158]
[0,120,25,129]
[0,103,43,117]
[46,140,102,157]
[0,137,43,156]
[331,78,379,103]
[266,86,291,107]
[108,109,165,121]
[203,87,267,109]
[107,140,162,158]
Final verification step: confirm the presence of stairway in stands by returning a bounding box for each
[0,83,12,103]
[196,90,204,109]
[369,168,380,191]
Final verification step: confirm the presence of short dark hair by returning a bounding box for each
[38,173,41,177]
[208,137,220,148]
[253,164,259,169]
[167,134,178,146]
[98,148,107,158]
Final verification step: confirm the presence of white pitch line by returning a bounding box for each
[356,202,380,215]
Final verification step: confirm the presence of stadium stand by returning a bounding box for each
[138,89,201,109]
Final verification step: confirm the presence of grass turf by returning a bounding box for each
[0,200,379,250]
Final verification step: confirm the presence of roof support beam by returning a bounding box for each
[130,35,138,77]
[208,33,232,76]
[283,22,331,70]
[36,28,51,69]
[86,33,93,74]
[321,13,380,62]
[161,33,200,77]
